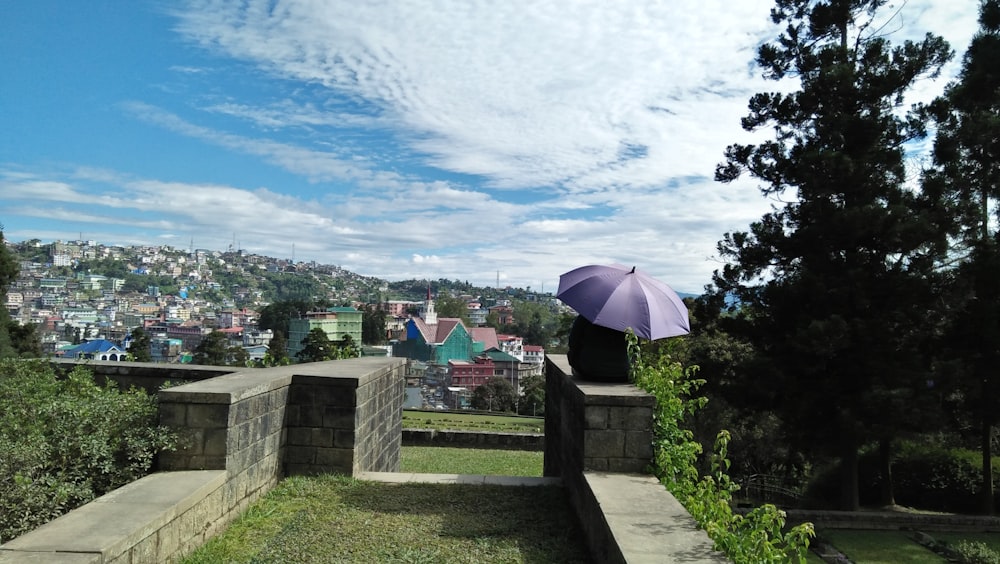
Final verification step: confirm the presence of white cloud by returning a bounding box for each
[2,1,981,295]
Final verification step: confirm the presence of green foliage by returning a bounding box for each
[260,271,326,302]
[269,330,288,361]
[361,304,387,345]
[297,327,332,362]
[0,230,19,299]
[954,540,1000,564]
[628,334,813,563]
[925,0,1000,516]
[806,441,1000,514]
[0,360,178,542]
[470,376,517,413]
[500,300,557,346]
[192,329,233,366]
[128,327,152,362]
[434,295,470,323]
[73,257,129,279]
[0,231,42,359]
[518,374,545,416]
[713,0,953,510]
[254,330,290,367]
[257,300,311,336]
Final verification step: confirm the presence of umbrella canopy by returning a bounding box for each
[556,264,690,340]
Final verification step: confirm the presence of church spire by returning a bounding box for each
[422,283,437,325]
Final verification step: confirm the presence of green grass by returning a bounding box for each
[403,410,544,433]
[183,474,590,564]
[819,530,947,564]
[401,446,543,476]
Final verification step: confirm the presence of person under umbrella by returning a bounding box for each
[557,264,690,382]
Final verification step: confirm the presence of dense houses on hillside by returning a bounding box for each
[5,239,548,410]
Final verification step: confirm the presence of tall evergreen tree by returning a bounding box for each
[129,327,153,362]
[297,327,333,363]
[257,300,312,336]
[713,0,951,510]
[192,330,231,366]
[268,330,289,365]
[0,228,41,359]
[925,0,1000,515]
[361,305,387,345]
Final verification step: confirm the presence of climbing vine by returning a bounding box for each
[628,334,814,563]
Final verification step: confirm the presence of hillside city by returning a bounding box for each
[4,238,565,411]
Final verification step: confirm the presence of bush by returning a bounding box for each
[0,360,178,542]
[891,443,985,513]
[954,540,1000,564]
[803,441,995,513]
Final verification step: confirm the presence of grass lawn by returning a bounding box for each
[401,446,543,476]
[403,410,544,434]
[183,474,591,564]
[819,529,947,564]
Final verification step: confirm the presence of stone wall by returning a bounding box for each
[49,357,235,394]
[544,355,655,481]
[286,359,405,475]
[0,357,406,564]
[544,354,727,563]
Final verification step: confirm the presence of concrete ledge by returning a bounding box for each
[0,470,226,564]
[581,472,728,564]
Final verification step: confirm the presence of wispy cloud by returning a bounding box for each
[1,1,980,293]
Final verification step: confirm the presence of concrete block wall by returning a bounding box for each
[544,354,727,563]
[285,357,406,475]
[49,358,236,394]
[544,355,655,481]
[0,357,406,564]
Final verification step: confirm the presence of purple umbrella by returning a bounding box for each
[556,264,690,340]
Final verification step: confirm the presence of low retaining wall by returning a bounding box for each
[49,358,235,394]
[786,509,1000,532]
[544,355,726,563]
[402,428,544,450]
[3,355,726,563]
[0,357,406,564]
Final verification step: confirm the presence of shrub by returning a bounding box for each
[803,441,994,513]
[0,360,178,542]
[891,443,985,513]
[954,540,1000,564]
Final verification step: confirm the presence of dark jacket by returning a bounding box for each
[567,316,630,382]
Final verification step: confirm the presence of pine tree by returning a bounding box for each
[361,305,387,345]
[925,0,1000,515]
[129,327,153,362]
[192,330,230,366]
[297,328,333,363]
[268,330,288,364]
[714,0,952,510]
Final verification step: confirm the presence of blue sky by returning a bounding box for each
[0,1,979,294]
